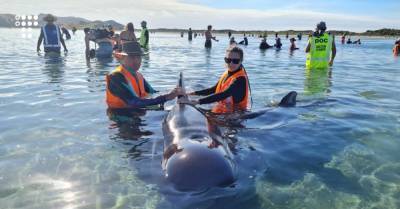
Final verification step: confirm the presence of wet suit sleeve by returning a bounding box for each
[198,77,246,105]
[193,82,218,96]
[143,78,158,94]
[108,73,166,108]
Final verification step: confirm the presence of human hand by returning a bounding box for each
[329,60,333,66]
[37,48,41,52]
[178,98,199,105]
[165,88,180,100]
[175,87,185,96]
[64,49,68,53]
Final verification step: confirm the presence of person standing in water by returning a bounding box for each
[259,37,272,49]
[61,26,71,40]
[393,39,400,56]
[120,23,137,44]
[204,25,218,48]
[290,38,299,51]
[106,42,182,109]
[305,21,336,69]
[188,28,193,41]
[72,27,77,35]
[179,46,251,114]
[341,34,346,44]
[36,14,68,54]
[138,21,149,49]
[274,33,282,49]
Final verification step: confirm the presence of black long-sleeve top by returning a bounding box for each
[194,69,247,105]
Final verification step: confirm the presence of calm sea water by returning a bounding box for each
[0,28,399,209]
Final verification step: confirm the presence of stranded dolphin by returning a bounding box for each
[162,73,297,191]
[162,73,236,191]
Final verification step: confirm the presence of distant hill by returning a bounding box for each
[363,29,400,36]
[0,13,124,30]
[0,14,16,27]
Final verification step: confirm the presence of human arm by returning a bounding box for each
[85,35,90,59]
[37,29,43,52]
[189,82,218,96]
[143,78,158,94]
[329,41,336,66]
[59,28,68,52]
[198,77,246,104]
[108,73,178,108]
[181,77,246,105]
[305,40,311,53]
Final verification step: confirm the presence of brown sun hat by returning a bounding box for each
[43,14,57,22]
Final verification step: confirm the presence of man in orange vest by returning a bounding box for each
[179,46,250,113]
[106,41,181,109]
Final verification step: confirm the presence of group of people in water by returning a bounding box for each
[36,14,399,115]
[341,35,362,45]
[82,21,149,59]
[106,21,336,114]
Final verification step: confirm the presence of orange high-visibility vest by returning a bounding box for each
[106,65,148,108]
[212,68,250,113]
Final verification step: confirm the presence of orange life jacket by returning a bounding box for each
[106,65,148,108]
[212,68,250,113]
[394,44,400,56]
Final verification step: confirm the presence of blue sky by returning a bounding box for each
[1,0,399,31]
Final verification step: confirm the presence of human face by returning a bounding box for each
[123,55,142,71]
[225,51,241,72]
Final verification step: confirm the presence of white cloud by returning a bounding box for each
[0,0,397,31]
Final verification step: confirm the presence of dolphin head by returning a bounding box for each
[164,140,235,191]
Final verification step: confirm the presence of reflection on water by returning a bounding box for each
[107,108,153,141]
[304,68,332,96]
[142,53,150,69]
[0,29,399,209]
[41,54,66,83]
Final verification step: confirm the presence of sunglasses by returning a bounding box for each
[224,57,241,64]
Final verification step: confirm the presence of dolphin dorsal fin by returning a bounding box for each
[178,72,187,99]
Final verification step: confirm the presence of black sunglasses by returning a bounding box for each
[224,57,241,64]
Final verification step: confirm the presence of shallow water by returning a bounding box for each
[0,28,399,209]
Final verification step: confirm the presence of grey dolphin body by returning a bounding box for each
[162,73,236,191]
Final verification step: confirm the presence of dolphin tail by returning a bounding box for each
[279,91,297,107]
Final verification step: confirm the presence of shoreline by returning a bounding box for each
[2,27,398,39]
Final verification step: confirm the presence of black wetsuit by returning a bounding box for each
[194,68,247,105]
[188,31,193,41]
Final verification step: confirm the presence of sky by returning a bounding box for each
[1,0,399,32]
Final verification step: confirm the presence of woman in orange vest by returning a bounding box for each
[393,39,400,56]
[106,41,181,109]
[180,46,250,113]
